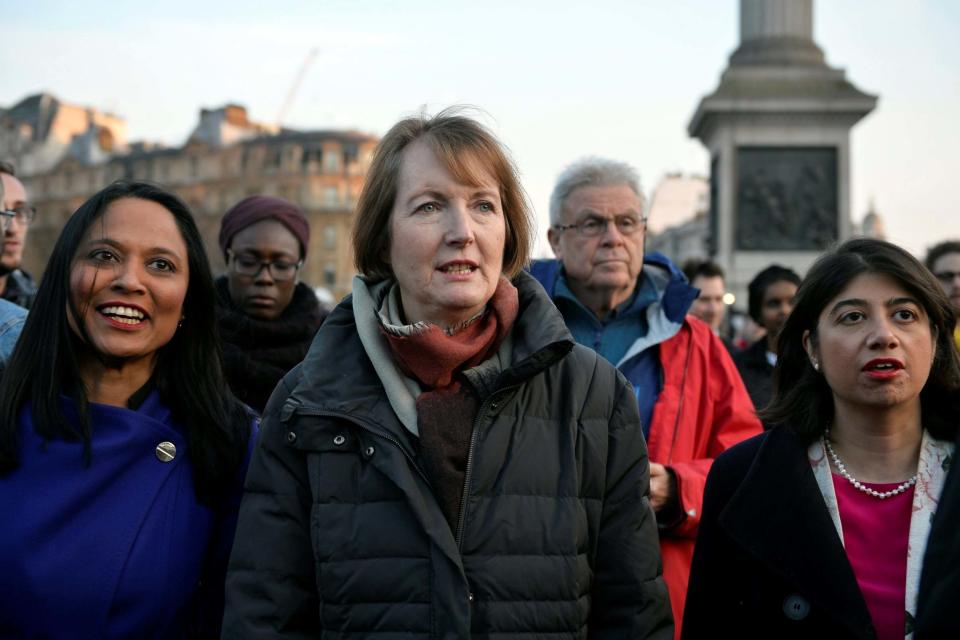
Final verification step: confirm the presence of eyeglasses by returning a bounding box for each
[1,205,36,230]
[934,270,960,284]
[227,250,302,282]
[553,215,646,238]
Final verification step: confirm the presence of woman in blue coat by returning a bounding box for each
[0,181,253,638]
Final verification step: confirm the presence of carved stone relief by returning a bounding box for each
[736,147,837,251]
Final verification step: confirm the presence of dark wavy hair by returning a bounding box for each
[924,240,960,272]
[747,264,802,324]
[762,238,960,442]
[682,258,725,284]
[0,181,250,506]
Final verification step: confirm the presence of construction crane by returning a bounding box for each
[276,48,320,128]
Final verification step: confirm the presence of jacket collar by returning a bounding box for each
[719,426,875,638]
[529,253,698,367]
[286,271,573,446]
[530,252,696,321]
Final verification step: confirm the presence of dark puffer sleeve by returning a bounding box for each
[589,369,675,639]
[222,368,320,639]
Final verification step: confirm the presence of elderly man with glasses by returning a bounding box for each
[0,162,37,310]
[530,157,761,638]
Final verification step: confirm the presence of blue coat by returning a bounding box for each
[0,298,25,371]
[0,391,251,638]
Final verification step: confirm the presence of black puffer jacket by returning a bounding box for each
[223,272,672,639]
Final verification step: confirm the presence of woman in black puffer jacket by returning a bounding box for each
[222,110,672,639]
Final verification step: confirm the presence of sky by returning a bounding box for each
[1,0,958,258]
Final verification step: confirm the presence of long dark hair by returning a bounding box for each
[0,181,250,506]
[762,238,960,442]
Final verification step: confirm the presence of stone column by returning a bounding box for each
[688,0,876,305]
[741,0,812,41]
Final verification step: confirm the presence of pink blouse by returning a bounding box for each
[833,474,914,640]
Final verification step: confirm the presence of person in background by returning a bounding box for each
[0,181,253,638]
[0,298,25,374]
[216,195,326,414]
[923,240,960,351]
[223,111,673,638]
[733,265,802,425]
[916,239,960,640]
[531,157,761,637]
[683,258,736,353]
[0,162,37,309]
[0,183,26,371]
[683,238,958,639]
[916,403,960,638]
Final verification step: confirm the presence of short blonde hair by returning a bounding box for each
[353,108,533,280]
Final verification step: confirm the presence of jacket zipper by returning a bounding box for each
[454,385,518,551]
[454,406,484,551]
[666,326,694,464]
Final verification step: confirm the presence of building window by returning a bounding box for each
[324,151,340,174]
[324,225,337,250]
[324,187,339,207]
[324,264,336,286]
[266,148,282,171]
[302,148,322,172]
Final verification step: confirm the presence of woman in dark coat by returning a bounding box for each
[683,239,959,639]
[216,196,326,413]
[732,264,801,425]
[915,429,960,638]
[223,110,673,638]
[0,182,252,638]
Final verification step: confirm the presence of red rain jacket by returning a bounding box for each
[647,317,763,636]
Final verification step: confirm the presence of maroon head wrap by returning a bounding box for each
[218,195,310,259]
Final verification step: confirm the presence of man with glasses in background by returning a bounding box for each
[530,158,761,637]
[924,240,960,351]
[0,162,28,373]
[0,162,37,310]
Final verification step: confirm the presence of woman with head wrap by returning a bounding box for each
[216,195,326,413]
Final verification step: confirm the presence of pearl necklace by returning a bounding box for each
[823,430,917,500]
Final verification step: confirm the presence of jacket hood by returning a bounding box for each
[529,251,695,321]
[642,252,698,324]
[529,252,698,366]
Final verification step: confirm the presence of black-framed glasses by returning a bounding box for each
[1,205,36,229]
[553,215,646,238]
[227,249,303,282]
[934,270,960,284]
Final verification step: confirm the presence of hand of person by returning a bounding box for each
[649,462,678,513]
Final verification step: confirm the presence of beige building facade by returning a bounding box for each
[2,97,378,302]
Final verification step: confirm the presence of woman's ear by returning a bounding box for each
[802,329,820,372]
